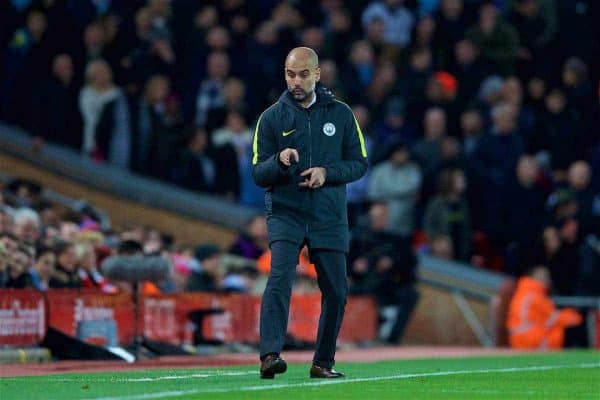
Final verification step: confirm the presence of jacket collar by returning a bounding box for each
[279,82,335,110]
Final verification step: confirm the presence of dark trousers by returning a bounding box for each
[259,240,347,368]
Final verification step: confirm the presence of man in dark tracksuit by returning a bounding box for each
[253,47,368,379]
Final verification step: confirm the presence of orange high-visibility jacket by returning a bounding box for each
[257,248,317,279]
[506,277,582,349]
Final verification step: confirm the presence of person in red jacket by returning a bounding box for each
[507,265,582,349]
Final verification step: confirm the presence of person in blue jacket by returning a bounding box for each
[252,47,368,379]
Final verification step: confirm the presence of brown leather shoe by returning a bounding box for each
[260,354,287,379]
[310,364,345,378]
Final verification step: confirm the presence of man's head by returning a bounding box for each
[568,161,591,191]
[516,155,539,187]
[247,215,267,242]
[460,108,483,136]
[441,0,463,18]
[35,247,56,279]
[479,2,498,33]
[85,59,113,89]
[13,208,40,244]
[528,265,551,288]
[368,202,389,232]
[389,143,410,166]
[491,102,517,134]
[9,245,32,278]
[194,244,221,275]
[284,47,320,105]
[53,54,73,85]
[424,107,447,140]
[206,51,230,81]
[54,240,77,272]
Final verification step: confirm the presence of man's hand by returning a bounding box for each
[279,148,299,167]
[299,167,326,189]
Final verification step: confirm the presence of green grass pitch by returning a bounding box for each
[1,351,598,399]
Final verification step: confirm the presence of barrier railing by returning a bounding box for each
[0,289,377,347]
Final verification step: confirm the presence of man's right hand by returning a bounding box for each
[279,148,299,167]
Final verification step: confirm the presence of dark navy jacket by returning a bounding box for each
[252,85,368,252]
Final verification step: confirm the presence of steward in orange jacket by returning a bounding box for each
[507,266,582,349]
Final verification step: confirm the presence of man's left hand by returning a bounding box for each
[299,167,326,189]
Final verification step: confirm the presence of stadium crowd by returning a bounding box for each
[1,0,599,344]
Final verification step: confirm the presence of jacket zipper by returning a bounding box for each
[306,110,312,233]
[307,111,312,167]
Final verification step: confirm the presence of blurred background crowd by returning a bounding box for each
[1,0,599,344]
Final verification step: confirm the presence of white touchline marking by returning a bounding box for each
[4,371,257,382]
[86,362,600,400]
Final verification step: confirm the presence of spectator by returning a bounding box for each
[466,2,519,75]
[434,0,470,69]
[539,88,584,176]
[0,241,7,288]
[411,107,447,200]
[76,242,115,293]
[561,57,595,136]
[568,161,600,239]
[31,54,82,149]
[212,110,251,200]
[578,235,600,297]
[367,60,398,111]
[0,211,14,237]
[507,265,582,349]
[187,244,222,292]
[205,77,248,134]
[429,234,455,260]
[460,108,484,158]
[229,215,268,261]
[318,59,346,101]
[131,74,180,178]
[472,103,525,242]
[349,202,419,343]
[194,51,230,126]
[323,7,354,66]
[529,226,577,296]
[362,0,414,49]
[29,246,55,291]
[401,48,433,126]
[5,244,33,289]
[368,142,422,237]
[49,240,82,288]
[347,105,374,227]
[501,76,536,145]
[507,0,557,78]
[13,207,40,245]
[342,40,375,105]
[171,126,217,194]
[503,155,548,274]
[79,59,132,168]
[423,168,472,261]
[1,9,50,127]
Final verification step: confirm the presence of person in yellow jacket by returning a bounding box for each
[507,265,582,349]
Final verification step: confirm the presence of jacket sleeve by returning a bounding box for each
[251,108,290,188]
[324,107,368,184]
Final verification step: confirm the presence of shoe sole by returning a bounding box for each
[260,360,287,379]
[310,374,345,379]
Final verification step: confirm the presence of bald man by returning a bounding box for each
[252,47,368,379]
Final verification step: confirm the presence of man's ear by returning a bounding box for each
[315,66,321,82]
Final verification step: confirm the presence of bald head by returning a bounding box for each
[284,47,321,107]
[285,47,319,69]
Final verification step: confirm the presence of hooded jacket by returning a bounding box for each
[252,84,368,252]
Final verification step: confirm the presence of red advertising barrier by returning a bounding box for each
[46,290,135,345]
[0,290,377,347]
[0,289,45,346]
